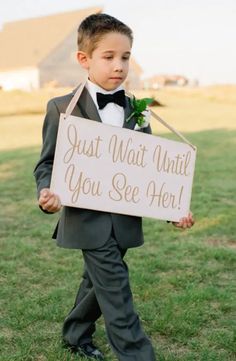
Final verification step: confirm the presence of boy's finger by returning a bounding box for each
[173,220,183,228]
[179,218,188,229]
[40,188,49,197]
[39,195,49,206]
[189,212,195,223]
[45,195,61,212]
[179,218,185,227]
[40,189,53,202]
[44,196,57,209]
[49,197,59,211]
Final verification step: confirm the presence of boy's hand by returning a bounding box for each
[172,212,194,229]
[39,188,61,213]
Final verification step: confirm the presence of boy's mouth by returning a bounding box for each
[110,77,123,80]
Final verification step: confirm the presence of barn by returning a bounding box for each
[0,7,142,91]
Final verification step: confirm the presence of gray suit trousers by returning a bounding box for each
[62,233,156,361]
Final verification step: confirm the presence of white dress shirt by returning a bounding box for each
[86,79,125,128]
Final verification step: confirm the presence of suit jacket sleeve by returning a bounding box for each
[34,99,60,199]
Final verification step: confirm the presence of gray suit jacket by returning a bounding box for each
[34,87,152,249]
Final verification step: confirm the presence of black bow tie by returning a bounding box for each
[96,90,126,110]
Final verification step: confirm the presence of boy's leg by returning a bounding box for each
[62,267,101,346]
[82,236,156,361]
[62,232,127,347]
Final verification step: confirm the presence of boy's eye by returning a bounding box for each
[103,55,130,61]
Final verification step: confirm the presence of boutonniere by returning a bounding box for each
[126,96,154,127]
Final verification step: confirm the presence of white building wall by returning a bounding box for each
[0,67,39,91]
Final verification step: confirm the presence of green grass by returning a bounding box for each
[0,129,236,361]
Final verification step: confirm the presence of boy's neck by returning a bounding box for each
[87,78,124,93]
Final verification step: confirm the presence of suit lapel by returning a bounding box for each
[74,87,102,123]
[122,96,136,130]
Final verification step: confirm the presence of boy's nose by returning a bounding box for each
[114,61,123,72]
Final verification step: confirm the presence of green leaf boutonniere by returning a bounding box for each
[126,96,154,126]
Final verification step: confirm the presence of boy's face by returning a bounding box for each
[77,32,132,91]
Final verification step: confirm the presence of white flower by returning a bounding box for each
[134,109,151,130]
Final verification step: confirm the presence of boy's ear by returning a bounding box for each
[77,51,90,70]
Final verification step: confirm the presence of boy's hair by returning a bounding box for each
[77,13,133,56]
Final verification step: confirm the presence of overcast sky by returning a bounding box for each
[1,0,236,85]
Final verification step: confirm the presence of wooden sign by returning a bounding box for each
[50,114,196,222]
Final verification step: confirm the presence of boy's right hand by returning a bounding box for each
[39,188,62,213]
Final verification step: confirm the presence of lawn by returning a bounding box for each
[0,86,236,360]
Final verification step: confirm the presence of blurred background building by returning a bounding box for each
[0,6,143,91]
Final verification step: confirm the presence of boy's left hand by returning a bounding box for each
[172,212,195,229]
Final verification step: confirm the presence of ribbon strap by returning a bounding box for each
[126,91,196,150]
[150,109,196,150]
[64,82,86,119]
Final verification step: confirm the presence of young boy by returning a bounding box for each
[34,13,194,361]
